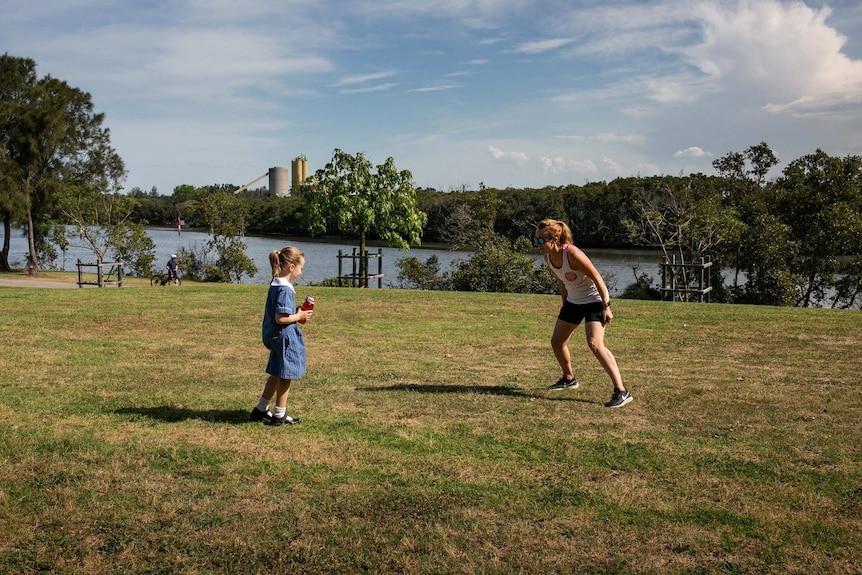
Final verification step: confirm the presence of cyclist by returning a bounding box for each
[166,254,180,285]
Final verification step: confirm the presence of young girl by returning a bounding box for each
[535,219,632,408]
[250,246,313,426]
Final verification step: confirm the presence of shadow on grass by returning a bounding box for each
[114,406,252,424]
[357,383,599,404]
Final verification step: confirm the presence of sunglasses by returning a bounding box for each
[533,236,555,246]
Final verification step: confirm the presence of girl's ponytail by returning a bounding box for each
[269,250,282,279]
[270,246,305,279]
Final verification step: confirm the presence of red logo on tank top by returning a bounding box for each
[565,272,578,281]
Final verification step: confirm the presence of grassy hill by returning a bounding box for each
[0,283,859,574]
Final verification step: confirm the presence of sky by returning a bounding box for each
[2,0,862,195]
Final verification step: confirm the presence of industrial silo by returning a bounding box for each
[268,167,289,197]
[291,156,308,191]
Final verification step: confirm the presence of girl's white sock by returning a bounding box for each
[256,397,270,413]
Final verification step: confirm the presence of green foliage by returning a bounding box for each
[773,150,862,307]
[171,184,197,203]
[396,234,559,294]
[110,222,156,277]
[831,256,862,310]
[620,271,662,300]
[55,185,156,278]
[0,54,125,274]
[304,149,428,275]
[450,235,558,294]
[210,236,256,283]
[712,141,779,186]
[196,190,257,283]
[395,255,449,290]
[34,220,67,269]
[174,245,206,282]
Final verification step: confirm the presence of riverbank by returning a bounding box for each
[2,225,663,289]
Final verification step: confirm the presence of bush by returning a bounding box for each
[174,245,209,282]
[395,255,452,290]
[620,273,662,300]
[396,235,558,295]
[450,236,558,294]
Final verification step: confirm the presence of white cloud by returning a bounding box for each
[335,71,397,87]
[488,145,528,163]
[557,132,645,144]
[538,156,598,175]
[512,37,577,54]
[674,146,710,158]
[340,83,399,95]
[602,156,623,176]
[684,0,862,116]
[408,84,462,93]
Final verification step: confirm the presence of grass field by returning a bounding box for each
[0,279,860,574]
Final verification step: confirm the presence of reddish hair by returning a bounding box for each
[536,219,573,245]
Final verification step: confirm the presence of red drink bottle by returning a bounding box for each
[299,296,314,324]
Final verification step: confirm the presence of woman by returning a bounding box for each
[535,219,632,408]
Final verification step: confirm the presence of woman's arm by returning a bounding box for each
[556,277,567,306]
[567,246,611,306]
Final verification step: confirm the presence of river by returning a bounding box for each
[3,226,662,293]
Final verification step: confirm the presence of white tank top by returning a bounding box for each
[544,244,601,305]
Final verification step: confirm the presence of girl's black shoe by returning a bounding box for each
[268,414,301,426]
[250,408,272,423]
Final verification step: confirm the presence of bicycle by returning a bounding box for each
[151,271,182,286]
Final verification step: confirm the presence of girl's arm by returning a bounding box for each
[274,309,311,325]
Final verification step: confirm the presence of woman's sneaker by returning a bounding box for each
[548,376,578,391]
[605,389,633,408]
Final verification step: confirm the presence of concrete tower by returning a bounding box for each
[291,156,308,192]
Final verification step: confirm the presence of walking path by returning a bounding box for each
[0,277,79,288]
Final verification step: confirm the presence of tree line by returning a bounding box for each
[125,142,862,308]
[3,54,861,307]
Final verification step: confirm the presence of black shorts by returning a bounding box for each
[558,300,605,326]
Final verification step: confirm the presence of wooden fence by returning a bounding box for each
[76,259,123,288]
[337,248,383,288]
[660,255,712,302]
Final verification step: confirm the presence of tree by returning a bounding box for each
[712,142,778,186]
[712,143,784,303]
[55,185,155,277]
[773,150,862,307]
[0,53,125,275]
[304,149,427,283]
[623,176,739,300]
[0,54,37,272]
[197,189,256,283]
[437,189,501,249]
